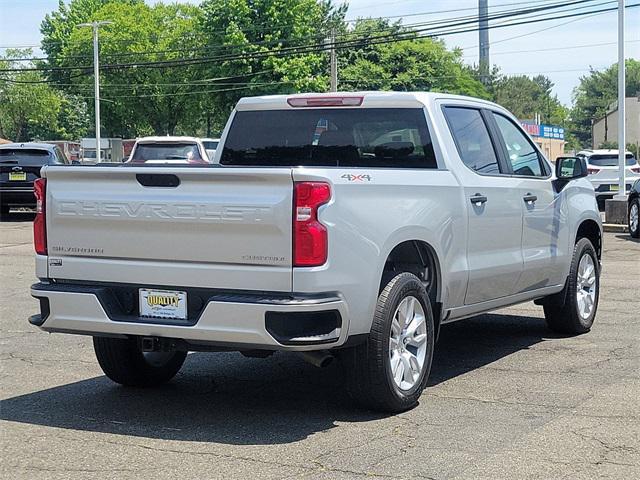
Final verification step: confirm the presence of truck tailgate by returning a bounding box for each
[43,166,294,291]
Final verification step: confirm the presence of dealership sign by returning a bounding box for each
[520,122,564,140]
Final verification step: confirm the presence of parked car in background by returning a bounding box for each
[201,138,220,160]
[43,141,81,163]
[0,143,71,216]
[576,149,640,206]
[127,136,210,164]
[629,179,640,238]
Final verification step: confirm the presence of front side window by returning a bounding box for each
[54,147,68,164]
[221,108,437,168]
[492,113,545,177]
[444,107,500,175]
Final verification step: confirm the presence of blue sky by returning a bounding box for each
[1,0,638,104]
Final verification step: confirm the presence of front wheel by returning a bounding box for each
[543,238,599,334]
[629,198,639,238]
[341,272,434,412]
[93,337,187,387]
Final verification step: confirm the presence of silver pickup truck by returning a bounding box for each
[30,92,602,412]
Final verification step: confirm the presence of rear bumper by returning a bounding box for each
[0,186,35,206]
[591,179,637,197]
[30,282,350,351]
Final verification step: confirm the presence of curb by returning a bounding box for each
[603,223,628,233]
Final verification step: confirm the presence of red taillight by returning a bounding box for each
[287,96,363,108]
[293,182,331,267]
[33,178,47,255]
[587,167,600,175]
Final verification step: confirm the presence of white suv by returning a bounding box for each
[577,149,640,203]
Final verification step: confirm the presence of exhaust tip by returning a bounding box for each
[299,350,334,368]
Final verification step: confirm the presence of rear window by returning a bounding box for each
[0,149,51,166]
[203,140,219,150]
[221,108,437,168]
[587,154,636,167]
[130,143,204,163]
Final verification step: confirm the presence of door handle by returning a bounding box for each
[523,193,537,204]
[470,194,488,206]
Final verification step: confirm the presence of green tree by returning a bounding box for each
[491,74,567,125]
[197,0,346,131]
[40,0,141,84]
[570,59,640,148]
[52,1,204,136]
[0,50,87,141]
[338,19,488,98]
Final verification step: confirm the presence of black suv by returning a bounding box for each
[0,143,70,216]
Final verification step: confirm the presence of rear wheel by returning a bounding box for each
[93,337,187,387]
[629,198,639,238]
[341,272,434,412]
[543,238,599,334]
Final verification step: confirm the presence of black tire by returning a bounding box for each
[629,198,639,238]
[543,238,599,335]
[93,337,187,387]
[341,272,435,412]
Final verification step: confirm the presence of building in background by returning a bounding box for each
[592,97,640,151]
[520,121,566,161]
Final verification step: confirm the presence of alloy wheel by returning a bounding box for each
[389,296,428,391]
[576,253,597,320]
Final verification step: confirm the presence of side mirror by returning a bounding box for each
[555,156,587,180]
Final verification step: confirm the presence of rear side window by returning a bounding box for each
[221,108,437,168]
[0,149,51,166]
[588,154,636,167]
[443,107,500,175]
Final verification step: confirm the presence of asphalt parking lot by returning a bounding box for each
[1,214,638,480]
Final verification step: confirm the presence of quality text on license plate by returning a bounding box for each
[139,288,187,320]
[9,172,26,181]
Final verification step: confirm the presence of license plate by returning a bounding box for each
[610,184,619,191]
[9,172,26,181]
[139,288,187,320]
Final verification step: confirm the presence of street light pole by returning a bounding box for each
[78,21,112,163]
[615,0,626,199]
[329,29,338,92]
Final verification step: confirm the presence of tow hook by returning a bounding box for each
[138,336,176,352]
[140,336,159,352]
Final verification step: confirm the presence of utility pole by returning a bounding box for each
[478,0,490,84]
[329,29,338,92]
[615,0,626,199]
[78,20,112,163]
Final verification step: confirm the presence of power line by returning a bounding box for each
[12,40,630,90]
[0,0,580,50]
[2,0,594,62]
[461,39,640,58]
[0,0,617,73]
[0,69,275,86]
